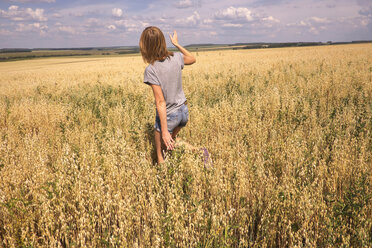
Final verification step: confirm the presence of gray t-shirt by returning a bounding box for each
[144,52,186,115]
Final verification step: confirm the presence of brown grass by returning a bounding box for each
[0,44,371,247]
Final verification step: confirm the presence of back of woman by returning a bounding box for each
[139,26,199,164]
[144,52,186,115]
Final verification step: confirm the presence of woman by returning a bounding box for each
[139,26,196,163]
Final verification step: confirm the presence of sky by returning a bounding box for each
[0,0,371,48]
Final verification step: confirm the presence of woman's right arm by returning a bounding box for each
[151,84,175,150]
[169,30,196,65]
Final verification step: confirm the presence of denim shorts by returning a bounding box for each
[155,103,189,133]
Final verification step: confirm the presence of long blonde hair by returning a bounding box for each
[139,26,173,64]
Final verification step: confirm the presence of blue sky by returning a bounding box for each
[0,0,371,48]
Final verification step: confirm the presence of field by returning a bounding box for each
[0,42,349,62]
[0,44,371,247]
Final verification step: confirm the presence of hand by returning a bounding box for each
[162,131,175,150]
[169,30,179,47]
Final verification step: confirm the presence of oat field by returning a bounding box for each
[0,44,371,247]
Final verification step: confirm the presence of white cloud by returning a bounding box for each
[58,25,76,34]
[262,16,280,23]
[223,23,243,28]
[114,20,140,32]
[114,20,126,27]
[175,0,193,9]
[309,26,319,34]
[112,8,123,18]
[16,22,48,35]
[10,0,55,3]
[107,24,116,30]
[0,5,47,21]
[175,11,200,27]
[286,16,331,35]
[310,16,330,23]
[84,18,100,28]
[185,11,200,25]
[287,17,330,28]
[1,0,371,48]
[203,18,213,24]
[57,4,112,19]
[215,7,254,22]
[213,7,279,30]
[336,14,372,29]
[360,18,369,26]
[261,16,280,28]
[51,12,62,18]
[27,8,47,21]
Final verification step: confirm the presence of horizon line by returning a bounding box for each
[1,40,371,50]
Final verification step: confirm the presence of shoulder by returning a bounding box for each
[144,64,157,79]
[174,52,183,59]
[145,64,156,74]
[144,64,160,85]
[173,52,184,69]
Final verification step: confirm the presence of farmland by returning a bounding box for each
[0,44,371,247]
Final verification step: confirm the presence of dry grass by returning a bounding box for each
[0,44,371,247]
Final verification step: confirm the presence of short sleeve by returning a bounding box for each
[178,52,184,69]
[144,66,160,86]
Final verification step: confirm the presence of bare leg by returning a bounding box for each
[155,128,180,164]
[171,126,182,140]
[154,130,165,164]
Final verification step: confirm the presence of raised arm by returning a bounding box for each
[169,30,196,65]
[151,84,175,150]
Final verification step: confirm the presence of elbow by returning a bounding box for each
[191,57,196,64]
[155,99,166,108]
[185,56,196,65]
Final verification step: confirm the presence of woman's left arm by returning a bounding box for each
[151,84,175,150]
[169,31,196,65]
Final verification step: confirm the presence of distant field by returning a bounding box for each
[0,44,371,247]
[0,48,141,62]
[3,42,366,62]
[0,45,242,62]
